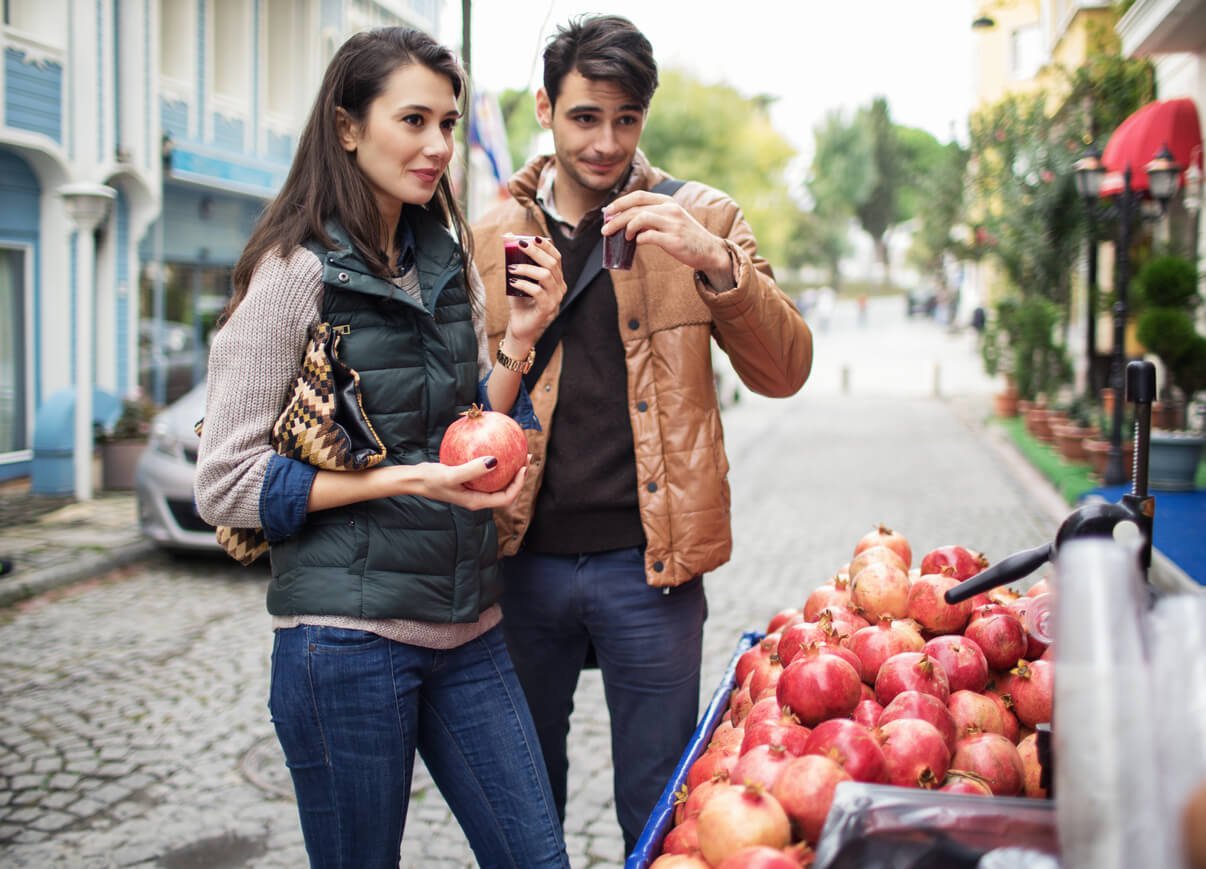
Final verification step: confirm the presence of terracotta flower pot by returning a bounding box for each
[101,440,147,490]
[1041,411,1068,444]
[1053,424,1097,463]
[1026,408,1054,441]
[994,388,1020,418]
[1083,437,1134,483]
[1151,401,1185,432]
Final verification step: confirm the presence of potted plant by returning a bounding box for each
[1083,435,1135,482]
[1133,254,1206,490]
[98,393,158,490]
[1052,396,1099,463]
[980,306,1019,417]
[981,295,1072,410]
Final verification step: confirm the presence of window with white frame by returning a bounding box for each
[0,246,29,455]
[1010,23,1044,81]
[159,0,194,85]
[265,0,306,122]
[213,0,250,102]
[3,0,68,48]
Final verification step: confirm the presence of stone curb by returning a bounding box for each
[0,539,157,608]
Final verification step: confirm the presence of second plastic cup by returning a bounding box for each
[602,225,636,270]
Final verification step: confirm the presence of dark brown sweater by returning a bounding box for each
[522,215,645,553]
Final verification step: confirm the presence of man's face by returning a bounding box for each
[536,69,646,202]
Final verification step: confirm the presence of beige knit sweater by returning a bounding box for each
[195,245,501,649]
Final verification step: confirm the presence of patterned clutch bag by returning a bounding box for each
[199,322,387,565]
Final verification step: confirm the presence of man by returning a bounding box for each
[472,14,813,854]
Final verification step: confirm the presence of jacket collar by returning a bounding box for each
[508,150,658,219]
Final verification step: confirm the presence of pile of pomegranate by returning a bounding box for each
[650,524,1053,869]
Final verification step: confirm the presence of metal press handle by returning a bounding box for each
[944,543,1053,604]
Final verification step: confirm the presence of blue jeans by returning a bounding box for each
[268,623,569,869]
[500,546,706,854]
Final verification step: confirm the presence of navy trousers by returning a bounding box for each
[500,546,707,855]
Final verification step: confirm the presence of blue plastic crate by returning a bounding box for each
[625,630,764,869]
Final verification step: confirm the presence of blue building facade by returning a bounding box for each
[0,0,443,495]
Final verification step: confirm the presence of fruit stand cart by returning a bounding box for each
[628,361,1206,868]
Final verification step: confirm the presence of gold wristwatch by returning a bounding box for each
[496,342,536,374]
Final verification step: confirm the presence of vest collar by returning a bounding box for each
[319,208,463,309]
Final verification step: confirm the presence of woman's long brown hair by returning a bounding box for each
[222,27,472,325]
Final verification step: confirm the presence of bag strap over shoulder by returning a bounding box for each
[523,177,687,389]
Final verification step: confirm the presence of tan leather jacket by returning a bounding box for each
[472,153,813,587]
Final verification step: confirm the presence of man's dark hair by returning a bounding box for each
[542,14,658,109]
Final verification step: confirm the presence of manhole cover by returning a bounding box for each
[239,736,294,800]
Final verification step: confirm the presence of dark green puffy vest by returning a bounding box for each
[265,210,500,622]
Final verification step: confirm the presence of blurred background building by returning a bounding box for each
[0,0,445,495]
[967,0,1204,392]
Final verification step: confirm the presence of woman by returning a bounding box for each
[194,27,569,869]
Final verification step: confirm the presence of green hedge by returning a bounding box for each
[995,417,1100,505]
[993,416,1206,502]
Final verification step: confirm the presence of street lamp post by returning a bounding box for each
[1107,164,1137,486]
[1075,145,1181,486]
[1073,147,1104,401]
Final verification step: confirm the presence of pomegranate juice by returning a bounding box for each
[602,228,636,270]
[503,236,538,296]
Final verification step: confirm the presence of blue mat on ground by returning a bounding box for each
[1081,485,1206,585]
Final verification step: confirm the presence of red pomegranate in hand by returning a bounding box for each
[438,404,527,492]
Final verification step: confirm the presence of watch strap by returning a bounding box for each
[496,343,535,374]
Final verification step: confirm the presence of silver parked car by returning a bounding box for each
[135,382,219,552]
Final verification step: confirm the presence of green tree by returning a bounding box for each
[1058,23,1155,141]
[642,70,798,265]
[797,108,873,287]
[907,140,969,289]
[969,92,1083,311]
[855,98,903,287]
[807,109,873,218]
[497,87,541,172]
[785,208,850,291]
[896,126,950,225]
[967,92,1083,400]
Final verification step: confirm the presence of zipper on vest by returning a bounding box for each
[427,262,462,311]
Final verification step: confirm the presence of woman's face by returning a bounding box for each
[339,62,460,216]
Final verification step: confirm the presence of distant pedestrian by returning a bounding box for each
[857,292,869,326]
[798,287,817,318]
[193,26,569,869]
[972,305,986,335]
[815,286,836,332]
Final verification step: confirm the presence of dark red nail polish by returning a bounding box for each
[533,237,543,244]
[484,456,498,469]
[518,240,529,248]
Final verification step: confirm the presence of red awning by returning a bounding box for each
[1100,97,1204,196]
